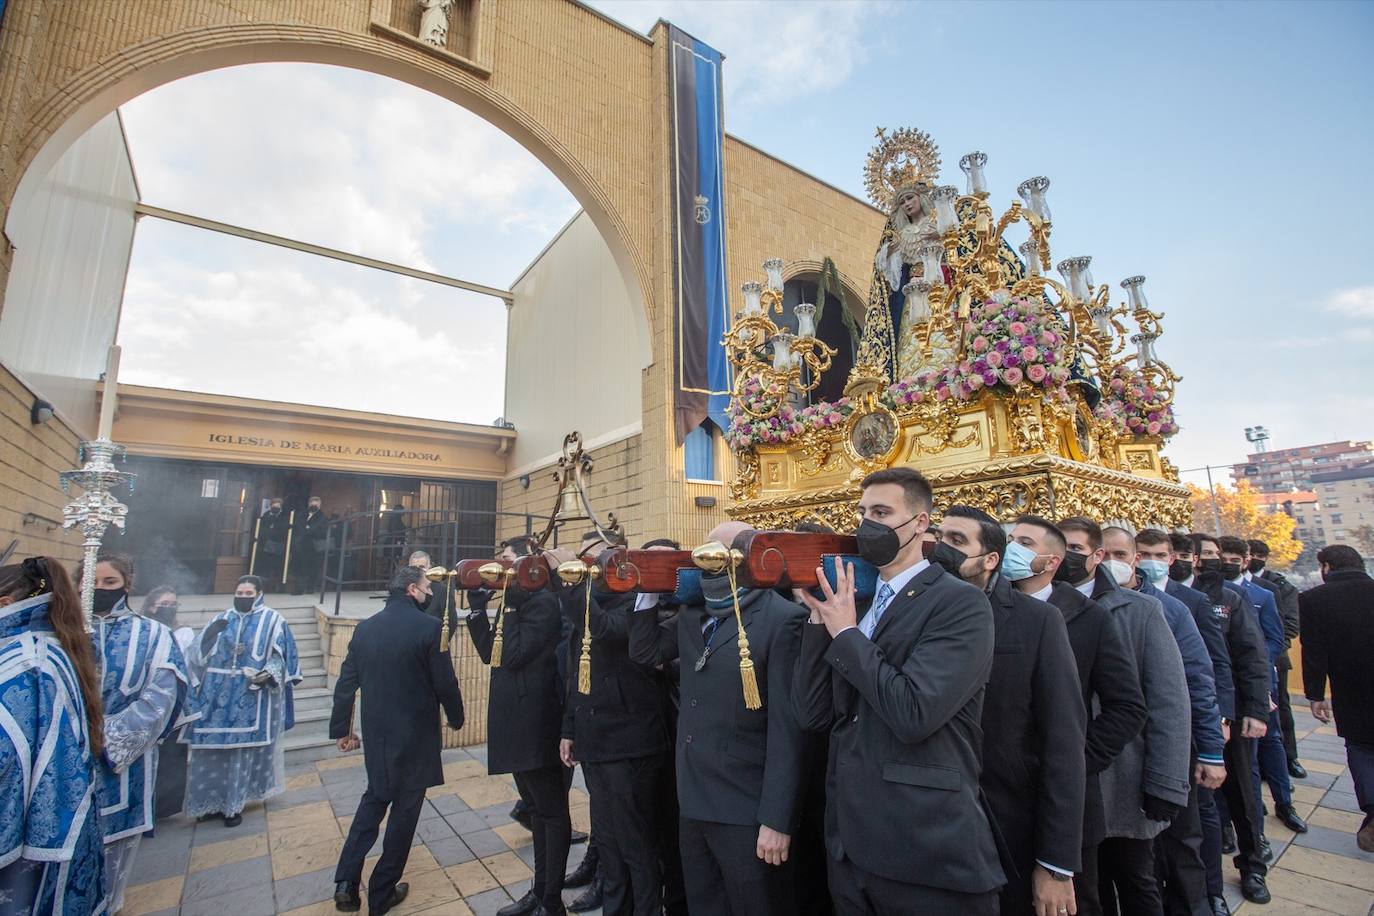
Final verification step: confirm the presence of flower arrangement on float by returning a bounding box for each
[726,295,1089,449]
[1094,364,1179,439]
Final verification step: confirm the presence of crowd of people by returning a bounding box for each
[1,556,301,914]
[2,465,1371,916]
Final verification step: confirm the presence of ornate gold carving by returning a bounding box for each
[864,126,941,211]
[728,448,760,502]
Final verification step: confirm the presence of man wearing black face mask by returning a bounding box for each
[793,469,1004,914]
[256,498,289,590]
[1190,533,1273,909]
[942,506,1086,916]
[330,565,465,915]
[1247,540,1303,780]
[629,520,806,916]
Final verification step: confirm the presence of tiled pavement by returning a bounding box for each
[121,705,1371,915]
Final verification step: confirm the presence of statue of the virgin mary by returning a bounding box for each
[855,128,956,383]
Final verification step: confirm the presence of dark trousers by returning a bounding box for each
[514,765,572,913]
[656,749,688,916]
[827,855,999,916]
[1075,840,1103,916]
[1276,668,1298,762]
[1155,779,1210,916]
[335,786,425,911]
[1197,787,1223,898]
[1097,837,1162,916]
[1255,707,1293,807]
[679,817,793,916]
[584,756,664,916]
[1347,739,1374,814]
[154,739,188,820]
[1219,737,1266,877]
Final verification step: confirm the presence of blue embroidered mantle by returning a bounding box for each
[1,593,108,915]
[93,600,191,843]
[184,601,301,750]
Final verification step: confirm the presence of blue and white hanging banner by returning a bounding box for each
[668,25,730,443]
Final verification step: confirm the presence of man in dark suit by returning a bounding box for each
[559,560,670,915]
[940,506,1086,916]
[1301,544,1374,852]
[256,498,289,589]
[330,565,465,915]
[1010,515,1147,916]
[627,520,806,916]
[467,557,570,916]
[1191,533,1274,908]
[293,496,329,595]
[794,469,1004,914]
[1249,540,1305,779]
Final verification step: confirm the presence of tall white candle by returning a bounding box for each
[97,345,121,440]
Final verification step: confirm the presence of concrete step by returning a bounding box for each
[283,732,355,767]
[297,670,328,690]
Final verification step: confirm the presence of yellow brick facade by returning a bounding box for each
[0,0,884,552]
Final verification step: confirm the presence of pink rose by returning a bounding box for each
[1110,377,1126,393]
[1009,321,1028,336]
[1027,365,1048,383]
[1041,330,1058,346]
[935,386,951,401]
[972,336,989,353]
[1002,367,1024,385]
[1020,346,1039,363]
[1147,421,1162,435]
[969,374,985,390]
[986,350,1004,368]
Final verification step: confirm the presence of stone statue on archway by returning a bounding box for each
[418,0,453,47]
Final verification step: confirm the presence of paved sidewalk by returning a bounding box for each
[120,705,1371,914]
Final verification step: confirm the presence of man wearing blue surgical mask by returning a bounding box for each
[941,506,1085,916]
[1009,516,1147,916]
[1102,526,1225,916]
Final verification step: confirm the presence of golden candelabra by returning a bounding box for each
[723,259,837,421]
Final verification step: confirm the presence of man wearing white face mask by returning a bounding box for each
[1103,527,1225,916]
[1056,517,1190,916]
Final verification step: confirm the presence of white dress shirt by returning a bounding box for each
[840,559,930,639]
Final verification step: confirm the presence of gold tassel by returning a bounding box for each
[577,578,593,695]
[439,579,453,652]
[490,592,506,668]
[726,562,763,710]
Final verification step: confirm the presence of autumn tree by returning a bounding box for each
[1186,480,1302,568]
[1353,524,1374,558]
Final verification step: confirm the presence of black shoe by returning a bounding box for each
[1288,760,1307,780]
[567,878,603,913]
[1209,895,1231,916]
[1221,823,1237,854]
[533,906,567,916]
[197,813,218,822]
[509,801,532,832]
[497,890,540,916]
[223,813,242,828]
[1277,803,1309,833]
[570,828,589,845]
[374,882,409,916]
[1259,837,1273,864]
[1241,873,1271,904]
[333,881,361,912]
[564,848,600,887]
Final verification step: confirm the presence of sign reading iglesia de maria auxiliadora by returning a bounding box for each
[206,433,443,463]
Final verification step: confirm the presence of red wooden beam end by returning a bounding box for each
[595,547,696,593]
[453,557,510,589]
[737,531,860,588]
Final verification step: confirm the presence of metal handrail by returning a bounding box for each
[317,507,542,615]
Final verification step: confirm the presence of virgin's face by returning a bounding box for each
[899,191,923,219]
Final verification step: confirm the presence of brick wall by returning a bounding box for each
[0,366,82,562]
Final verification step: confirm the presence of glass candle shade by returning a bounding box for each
[794,302,817,338]
[1089,305,1115,338]
[959,151,988,196]
[1057,256,1093,301]
[915,240,945,286]
[902,278,934,322]
[1017,176,1052,222]
[1131,332,1159,367]
[1121,275,1149,311]
[1018,239,1040,276]
[741,281,763,316]
[771,332,796,372]
[932,186,960,233]
[763,258,785,291]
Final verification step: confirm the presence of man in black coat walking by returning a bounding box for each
[1300,544,1374,851]
[1249,539,1305,778]
[467,563,570,916]
[1010,515,1147,916]
[330,565,465,915]
[293,496,329,595]
[940,506,1086,916]
[795,470,1005,914]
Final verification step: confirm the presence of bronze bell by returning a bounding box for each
[555,481,588,523]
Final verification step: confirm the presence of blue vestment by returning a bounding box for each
[0,593,108,916]
[183,599,301,817]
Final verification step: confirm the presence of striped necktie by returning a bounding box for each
[862,583,895,639]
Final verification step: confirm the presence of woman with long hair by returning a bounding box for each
[80,553,192,913]
[0,557,108,914]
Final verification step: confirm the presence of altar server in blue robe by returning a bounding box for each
[84,553,192,913]
[184,575,302,826]
[0,557,109,916]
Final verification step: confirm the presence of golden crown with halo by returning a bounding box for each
[863,126,942,212]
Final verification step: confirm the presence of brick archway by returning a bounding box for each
[0,4,660,332]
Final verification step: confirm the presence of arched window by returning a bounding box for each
[778,272,860,405]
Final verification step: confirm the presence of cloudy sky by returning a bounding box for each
[116,0,1373,484]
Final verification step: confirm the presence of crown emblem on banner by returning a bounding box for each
[694,194,711,225]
